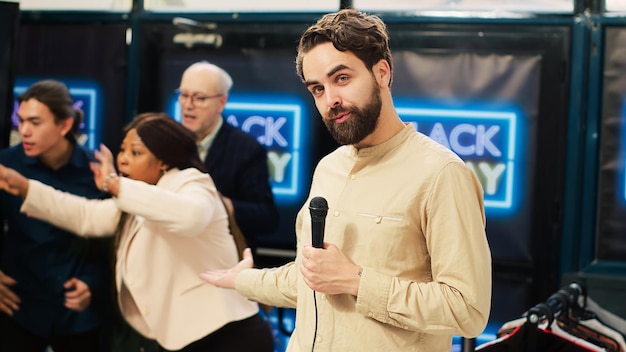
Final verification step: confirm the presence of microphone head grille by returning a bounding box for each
[309,196,329,219]
[309,196,328,210]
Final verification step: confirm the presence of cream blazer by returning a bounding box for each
[21,168,259,350]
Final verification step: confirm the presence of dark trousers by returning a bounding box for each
[112,313,274,352]
[0,313,101,352]
[176,313,274,352]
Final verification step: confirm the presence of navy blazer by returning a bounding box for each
[204,121,279,248]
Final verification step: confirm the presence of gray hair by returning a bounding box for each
[184,61,233,94]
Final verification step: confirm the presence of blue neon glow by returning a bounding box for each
[622,97,626,204]
[167,92,309,204]
[395,100,524,214]
[13,78,101,150]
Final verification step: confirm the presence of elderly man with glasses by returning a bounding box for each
[177,61,279,255]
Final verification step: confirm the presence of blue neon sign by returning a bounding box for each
[621,98,626,204]
[396,100,524,215]
[13,78,101,150]
[168,93,310,204]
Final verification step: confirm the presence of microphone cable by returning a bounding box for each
[312,290,319,352]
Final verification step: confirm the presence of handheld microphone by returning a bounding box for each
[308,197,328,350]
[309,197,328,248]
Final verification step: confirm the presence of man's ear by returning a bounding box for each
[60,117,74,138]
[218,94,228,109]
[373,59,391,87]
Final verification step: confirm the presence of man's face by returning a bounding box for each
[302,42,382,146]
[17,99,70,158]
[178,68,227,142]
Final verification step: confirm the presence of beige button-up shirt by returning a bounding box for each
[236,124,492,351]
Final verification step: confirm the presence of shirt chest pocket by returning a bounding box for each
[358,212,403,224]
[335,211,426,272]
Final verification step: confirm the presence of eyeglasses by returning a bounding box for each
[175,89,223,107]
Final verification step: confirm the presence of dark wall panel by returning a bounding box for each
[14,22,128,151]
[0,2,19,149]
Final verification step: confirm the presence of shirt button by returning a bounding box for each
[350,174,356,180]
[334,211,340,217]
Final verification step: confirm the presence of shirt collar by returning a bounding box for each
[197,118,223,161]
[21,141,90,169]
[347,123,415,158]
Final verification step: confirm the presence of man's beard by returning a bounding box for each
[323,80,382,146]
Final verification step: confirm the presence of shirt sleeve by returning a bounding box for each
[234,263,298,309]
[21,179,120,236]
[233,206,303,308]
[113,174,221,238]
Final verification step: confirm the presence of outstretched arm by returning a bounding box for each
[199,248,255,289]
[0,142,117,198]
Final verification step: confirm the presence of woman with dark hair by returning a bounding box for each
[122,112,206,173]
[0,112,274,352]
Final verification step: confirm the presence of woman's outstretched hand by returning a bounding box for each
[0,164,29,198]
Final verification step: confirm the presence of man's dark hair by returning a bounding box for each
[295,8,393,86]
[18,79,83,141]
